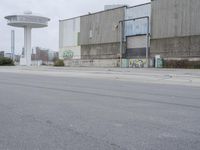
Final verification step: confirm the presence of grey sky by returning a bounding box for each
[0,0,150,54]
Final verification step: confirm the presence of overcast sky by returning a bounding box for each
[0,0,150,54]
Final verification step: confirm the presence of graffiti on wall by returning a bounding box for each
[63,50,74,59]
[129,59,147,68]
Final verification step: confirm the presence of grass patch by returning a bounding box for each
[54,59,65,67]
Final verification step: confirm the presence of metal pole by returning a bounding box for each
[146,17,149,68]
[119,21,123,68]
[11,30,15,61]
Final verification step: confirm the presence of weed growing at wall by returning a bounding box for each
[163,60,200,69]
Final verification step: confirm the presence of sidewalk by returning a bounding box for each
[0,66,200,87]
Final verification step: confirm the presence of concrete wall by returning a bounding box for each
[64,59,120,67]
[151,0,200,58]
[59,17,80,47]
[59,17,81,59]
[80,7,125,45]
[125,3,151,36]
[79,7,125,59]
[151,35,200,58]
[81,43,125,59]
[64,58,153,68]
[60,46,81,59]
[151,0,200,39]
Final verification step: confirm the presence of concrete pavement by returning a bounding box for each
[0,67,200,150]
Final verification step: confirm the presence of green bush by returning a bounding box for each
[0,57,14,66]
[54,59,65,67]
[163,59,200,69]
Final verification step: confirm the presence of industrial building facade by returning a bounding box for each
[59,4,150,67]
[59,1,200,67]
[125,4,151,59]
[80,7,124,60]
[151,0,200,60]
[59,17,81,59]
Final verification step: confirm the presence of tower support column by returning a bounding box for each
[24,26,32,66]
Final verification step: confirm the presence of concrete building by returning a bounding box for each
[59,4,151,67]
[151,0,200,60]
[32,47,58,65]
[48,51,59,62]
[4,53,12,59]
[0,51,20,63]
[0,51,4,57]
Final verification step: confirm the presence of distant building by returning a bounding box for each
[0,51,4,57]
[3,52,20,63]
[15,55,20,62]
[4,53,12,59]
[48,51,59,61]
[31,47,58,65]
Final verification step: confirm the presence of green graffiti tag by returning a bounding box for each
[63,50,74,59]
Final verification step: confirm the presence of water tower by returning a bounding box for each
[5,11,50,66]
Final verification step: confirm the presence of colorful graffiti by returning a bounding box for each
[129,59,147,68]
[63,50,74,59]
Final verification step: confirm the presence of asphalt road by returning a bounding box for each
[0,71,200,150]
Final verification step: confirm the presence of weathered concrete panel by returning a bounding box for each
[151,0,200,59]
[64,58,152,68]
[80,7,125,45]
[59,18,80,59]
[151,0,200,39]
[151,35,200,58]
[189,36,200,57]
[126,48,147,59]
[127,35,147,49]
[125,3,151,36]
[81,43,123,59]
[59,17,80,48]
[64,59,119,67]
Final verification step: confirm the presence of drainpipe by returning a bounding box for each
[146,17,150,67]
[119,21,123,68]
